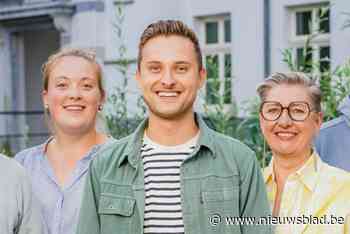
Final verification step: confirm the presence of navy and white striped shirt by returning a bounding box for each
[142,134,198,234]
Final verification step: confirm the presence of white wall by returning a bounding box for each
[331,0,350,67]
[12,0,346,119]
[101,0,266,115]
[70,1,103,50]
[230,0,265,112]
[102,0,187,115]
[0,26,11,136]
[104,0,186,61]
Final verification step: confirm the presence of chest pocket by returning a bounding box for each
[200,176,241,234]
[202,186,239,214]
[98,183,137,234]
[99,194,135,216]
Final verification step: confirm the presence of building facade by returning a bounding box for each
[0,0,349,153]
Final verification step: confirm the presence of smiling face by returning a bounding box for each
[259,84,322,159]
[42,56,104,135]
[136,35,206,120]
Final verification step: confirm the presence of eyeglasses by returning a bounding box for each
[260,101,316,121]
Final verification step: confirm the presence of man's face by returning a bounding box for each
[136,35,206,120]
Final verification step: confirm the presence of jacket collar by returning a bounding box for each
[118,112,216,168]
[264,150,321,193]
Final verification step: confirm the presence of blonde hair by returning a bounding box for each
[137,20,202,70]
[257,72,322,112]
[42,48,105,95]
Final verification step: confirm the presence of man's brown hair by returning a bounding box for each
[137,20,203,71]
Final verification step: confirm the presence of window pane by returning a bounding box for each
[206,80,220,104]
[224,53,232,104]
[296,48,303,68]
[297,47,313,72]
[319,8,330,33]
[224,53,231,77]
[224,77,231,104]
[205,55,219,104]
[320,46,330,72]
[206,55,219,78]
[296,11,311,35]
[224,19,231,43]
[205,22,218,44]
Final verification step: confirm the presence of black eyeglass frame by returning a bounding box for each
[259,101,317,122]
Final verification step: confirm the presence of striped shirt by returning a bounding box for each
[142,134,199,234]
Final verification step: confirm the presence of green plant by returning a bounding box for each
[202,54,271,166]
[220,5,349,167]
[281,6,350,120]
[0,140,13,157]
[235,98,271,168]
[104,4,145,139]
[203,55,238,136]
[283,46,350,121]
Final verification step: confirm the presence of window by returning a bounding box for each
[199,15,232,105]
[290,4,330,73]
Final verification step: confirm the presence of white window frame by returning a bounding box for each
[288,4,330,71]
[198,15,233,108]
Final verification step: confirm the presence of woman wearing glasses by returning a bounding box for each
[258,72,350,233]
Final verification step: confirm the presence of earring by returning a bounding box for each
[44,104,50,115]
[98,105,103,111]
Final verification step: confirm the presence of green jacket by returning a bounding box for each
[77,114,272,234]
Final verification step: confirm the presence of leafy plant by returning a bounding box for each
[205,5,350,167]
[236,98,271,168]
[0,140,13,157]
[203,54,238,135]
[283,45,350,121]
[281,6,350,120]
[203,54,270,167]
[104,4,145,139]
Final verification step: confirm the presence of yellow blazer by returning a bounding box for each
[264,152,350,234]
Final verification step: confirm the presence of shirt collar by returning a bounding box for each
[264,150,321,192]
[40,136,113,162]
[38,136,53,159]
[119,112,217,168]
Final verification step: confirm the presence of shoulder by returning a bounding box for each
[91,135,133,170]
[0,154,27,182]
[316,116,350,144]
[318,161,350,200]
[14,144,44,166]
[209,130,258,175]
[211,129,256,159]
[320,116,348,133]
[321,161,350,183]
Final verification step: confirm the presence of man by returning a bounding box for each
[0,153,45,234]
[315,95,350,171]
[77,20,271,234]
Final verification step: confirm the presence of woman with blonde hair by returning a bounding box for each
[258,72,350,233]
[15,48,114,234]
